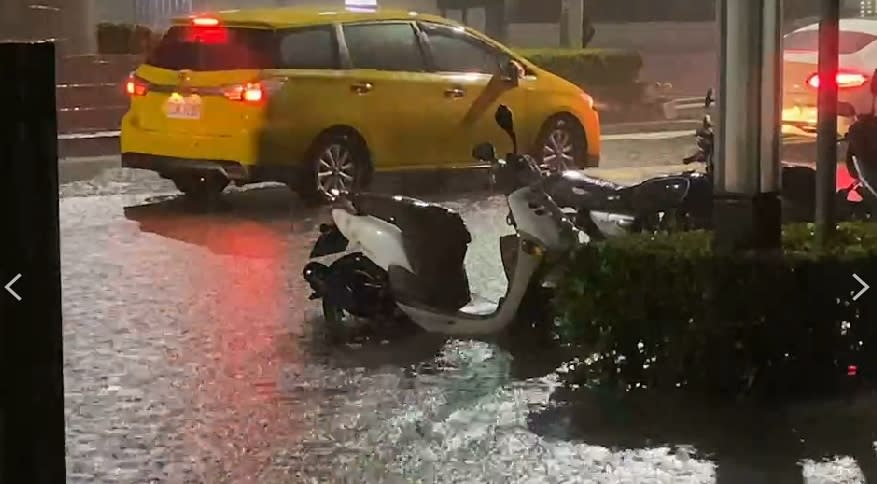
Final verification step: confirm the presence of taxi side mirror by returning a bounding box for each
[499,58,521,87]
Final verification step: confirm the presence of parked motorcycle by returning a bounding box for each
[303,105,585,336]
[543,92,715,239]
[839,67,877,219]
[548,81,877,237]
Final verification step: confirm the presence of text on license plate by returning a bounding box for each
[164,94,202,120]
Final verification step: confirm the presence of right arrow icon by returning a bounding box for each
[853,273,870,302]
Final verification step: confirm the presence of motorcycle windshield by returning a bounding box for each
[629,177,691,214]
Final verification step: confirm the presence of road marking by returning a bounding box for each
[674,102,706,110]
[5,273,21,301]
[601,130,693,141]
[58,131,120,140]
[853,273,870,301]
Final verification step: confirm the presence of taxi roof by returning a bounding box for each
[172,7,461,29]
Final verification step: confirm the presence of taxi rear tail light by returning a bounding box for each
[125,75,149,96]
[222,79,284,103]
[222,82,265,103]
[806,71,868,89]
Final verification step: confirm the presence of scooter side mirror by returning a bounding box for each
[472,142,497,162]
[870,68,877,96]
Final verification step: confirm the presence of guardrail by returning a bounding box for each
[56,54,141,135]
[56,55,140,157]
[661,96,709,120]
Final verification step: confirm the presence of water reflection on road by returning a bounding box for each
[61,182,876,483]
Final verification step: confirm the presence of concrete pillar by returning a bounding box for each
[713,0,784,252]
[566,0,584,48]
[815,0,840,246]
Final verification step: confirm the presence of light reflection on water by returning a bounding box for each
[62,189,877,483]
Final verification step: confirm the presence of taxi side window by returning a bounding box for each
[278,26,339,69]
[421,24,501,75]
[342,22,427,72]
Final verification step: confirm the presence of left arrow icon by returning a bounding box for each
[5,274,21,301]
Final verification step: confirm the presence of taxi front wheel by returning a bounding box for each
[535,115,589,172]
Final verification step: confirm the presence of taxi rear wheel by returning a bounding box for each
[299,131,370,205]
[172,174,229,200]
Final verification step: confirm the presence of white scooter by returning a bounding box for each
[303,105,585,336]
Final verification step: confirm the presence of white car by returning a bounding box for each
[783,18,877,136]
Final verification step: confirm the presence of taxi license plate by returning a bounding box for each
[164,94,202,120]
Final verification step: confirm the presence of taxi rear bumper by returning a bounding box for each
[121,153,250,181]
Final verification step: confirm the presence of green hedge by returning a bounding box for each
[555,223,877,398]
[519,48,643,87]
[96,23,161,55]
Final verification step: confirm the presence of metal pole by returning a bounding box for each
[713,0,783,252]
[815,0,840,247]
[0,41,66,484]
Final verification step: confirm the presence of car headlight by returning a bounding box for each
[582,92,594,110]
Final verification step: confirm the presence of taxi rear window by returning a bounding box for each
[146,26,278,71]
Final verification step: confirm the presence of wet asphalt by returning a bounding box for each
[59,134,877,483]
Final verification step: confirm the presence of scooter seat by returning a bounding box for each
[352,192,472,311]
[545,170,633,211]
[350,193,472,246]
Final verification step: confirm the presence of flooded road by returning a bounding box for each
[61,135,877,483]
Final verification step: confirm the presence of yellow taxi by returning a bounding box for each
[121,7,601,202]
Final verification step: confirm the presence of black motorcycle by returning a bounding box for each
[838,68,877,219]
[543,91,715,239]
[546,84,877,238]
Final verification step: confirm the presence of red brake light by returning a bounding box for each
[192,16,220,27]
[125,75,148,96]
[806,71,868,89]
[223,82,265,103]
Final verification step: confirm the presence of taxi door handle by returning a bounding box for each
[444,87,465,98]
[351,82,373,94]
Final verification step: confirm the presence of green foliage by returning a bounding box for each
[96,23,160,55]
[518,48,643,87]
[555,223,877,398]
